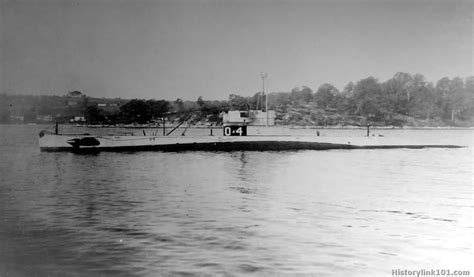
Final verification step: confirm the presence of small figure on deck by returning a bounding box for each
[366,123,371,137]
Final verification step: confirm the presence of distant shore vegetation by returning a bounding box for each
[1,72,473,127]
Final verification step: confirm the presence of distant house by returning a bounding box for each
[97,103,120,113]
[66,91,85,106]
[70,116,86,123]
[67,91,84,98]
[10,115,24,122]
[36,115,53,122]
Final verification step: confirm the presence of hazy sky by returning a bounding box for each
[1,0,472,100]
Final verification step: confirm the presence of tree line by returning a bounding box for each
[1,72,473,126]
[232,73,473,126]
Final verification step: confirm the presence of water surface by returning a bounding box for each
[0,125,472,276]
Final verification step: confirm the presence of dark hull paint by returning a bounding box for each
[40,140,464,153]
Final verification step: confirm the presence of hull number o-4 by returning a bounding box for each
[223,126,247,136]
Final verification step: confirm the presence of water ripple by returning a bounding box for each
[0,125,472,275]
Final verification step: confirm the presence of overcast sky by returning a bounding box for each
[1,0,472,100]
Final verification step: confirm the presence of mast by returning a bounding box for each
[260,72,268,127]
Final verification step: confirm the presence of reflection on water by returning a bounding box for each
[0,125,473,276]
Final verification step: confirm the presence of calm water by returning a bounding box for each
[0,125,473,276]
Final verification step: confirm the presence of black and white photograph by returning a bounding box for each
[0,0,472,275]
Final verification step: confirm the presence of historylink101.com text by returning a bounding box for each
[392,269,470,276]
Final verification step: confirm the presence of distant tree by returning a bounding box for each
[269,92,292,109]
[436,77,451,97]
[85,105,106,124]
[181,100,199,114]
[465,76,474,93]
[81,96,90,111]
[393,72,414,102]
[352,77,383,118]
[119,99,152,124]
[301,86,313,103]
[411,83,439,120]
[435,77,466,121]
[289,87,300,104]
[406,74,428,114]
[174,98,184,112]
[380,79,399,116]
[197,96,205,107]
[314,83,338,109]
[290,86,313,104]
[333,93,355,114]
[342,82,355,96]
[380,72,417,115]
[449,77,471,121]
[228,94,250,110]
[147,99,170,118]
[460,77,474,119]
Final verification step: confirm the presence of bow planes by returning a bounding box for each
[38,125,464,153]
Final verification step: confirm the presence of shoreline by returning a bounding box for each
[2,123,473,130]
